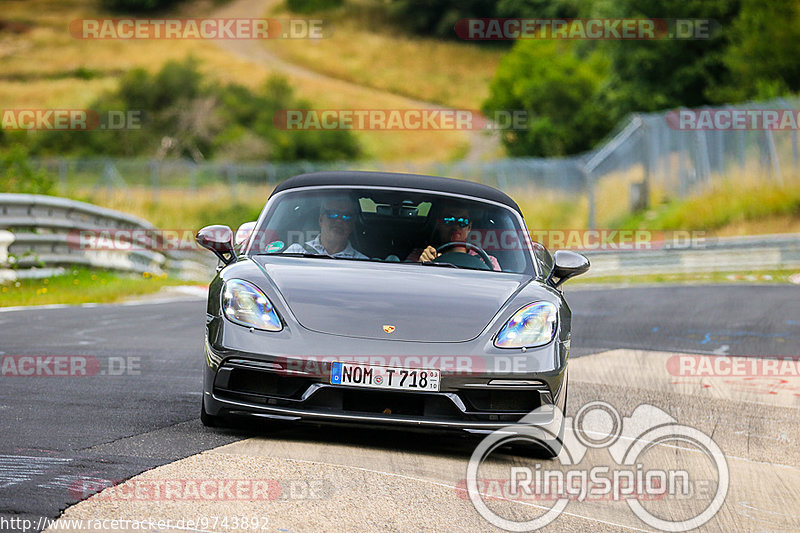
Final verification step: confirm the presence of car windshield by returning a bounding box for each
[247,187,535,274]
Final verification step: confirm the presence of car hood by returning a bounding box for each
[252,257,531,342]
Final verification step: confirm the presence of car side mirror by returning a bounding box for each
[235,221,257,250]
[550,250,590,287]
[196,225,235,265]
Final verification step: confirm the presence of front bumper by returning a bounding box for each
[204,342,568,434]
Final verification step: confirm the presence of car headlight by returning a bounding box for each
[222,279,282,331]
[494,301,557,348]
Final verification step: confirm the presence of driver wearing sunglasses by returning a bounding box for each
[406,203,500,271]
[283,195,367,258]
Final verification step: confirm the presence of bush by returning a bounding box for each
[0,145,55,194]
[22,58,361,162]
[385,0,579,39]
[387,0,496,38]
[286,0,343,14]
[100,0,181,13]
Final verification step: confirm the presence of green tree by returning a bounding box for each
[496,0,581,19]
[713,0,800,101]
[286,0,343,14]
[483,0,759,156]
[592,0,741,117]
[483,40,611,156]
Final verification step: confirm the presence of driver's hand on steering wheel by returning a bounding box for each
[419,245,439,262]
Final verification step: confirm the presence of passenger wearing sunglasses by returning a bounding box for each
[284,195,367,258]
[406,204,501,271]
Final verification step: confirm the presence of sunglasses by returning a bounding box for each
[442,216,470,228]
[324,210,354,221]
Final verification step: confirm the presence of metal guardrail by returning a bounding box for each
[582,233,800,277]
[0,193,214,281]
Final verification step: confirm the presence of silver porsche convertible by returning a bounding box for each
[196,171,588,450]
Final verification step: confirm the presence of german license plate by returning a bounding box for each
[330,362,440,392]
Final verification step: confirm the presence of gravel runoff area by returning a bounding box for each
[46,349,800,532]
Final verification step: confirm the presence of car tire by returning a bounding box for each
[200,400,221,428]
[512,379,568,459]
[544,377,568,458]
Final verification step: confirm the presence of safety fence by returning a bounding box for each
[28,97,800,228]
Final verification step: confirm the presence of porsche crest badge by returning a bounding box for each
[383,325,396,333]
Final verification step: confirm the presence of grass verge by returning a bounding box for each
[73,172,800,239]
[74,185,270,230]
[0,267,203,307]
[0,0,470,162]
[615,174,800,234]
[511,171,800,236]
[265,0,505,110]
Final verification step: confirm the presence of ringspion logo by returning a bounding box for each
[466,401,728,531]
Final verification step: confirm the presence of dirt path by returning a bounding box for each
[211,0,499,163]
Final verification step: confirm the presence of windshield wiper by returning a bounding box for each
[258,252,375,262]
[417,261,461,269]
[258,252,330,258]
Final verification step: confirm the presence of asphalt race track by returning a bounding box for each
[1,285,798,532]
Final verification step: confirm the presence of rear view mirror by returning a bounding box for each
[551,250,590,287]
[196,225,235,265]
[235,221,257,250]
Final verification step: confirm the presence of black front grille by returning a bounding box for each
[224,367,313,399]
[459,389,541,413]
[302,388,464,419]
[343,389,425,416]
[214,362,538,423]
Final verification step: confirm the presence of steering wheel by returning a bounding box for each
[435,241,493,270]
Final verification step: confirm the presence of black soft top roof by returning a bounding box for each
[271,171,521,213]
